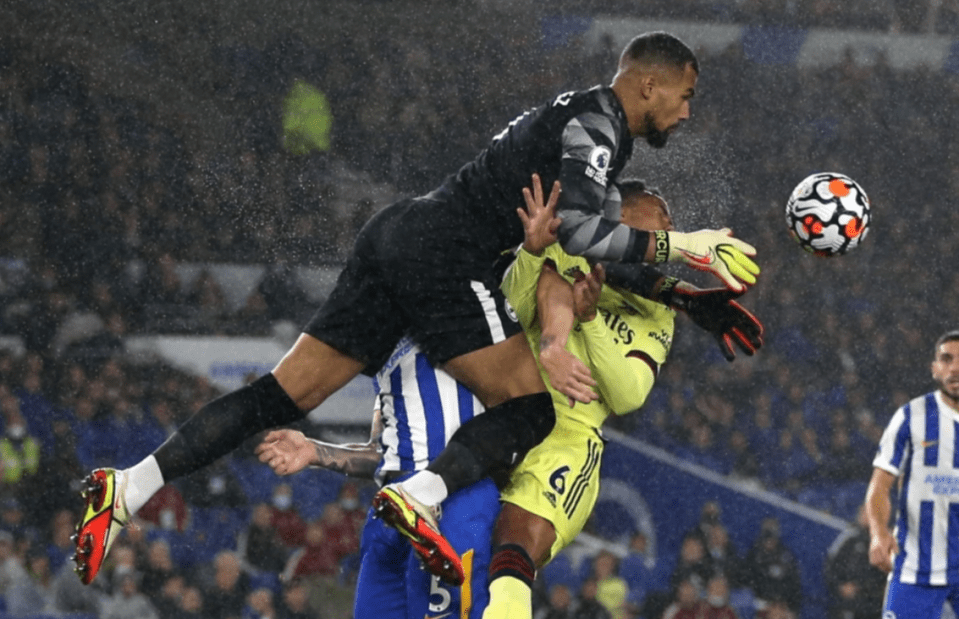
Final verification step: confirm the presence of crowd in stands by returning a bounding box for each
[0,0,954,616]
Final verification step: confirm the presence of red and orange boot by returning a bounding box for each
[73,468,129,584]
[372,483,464,585]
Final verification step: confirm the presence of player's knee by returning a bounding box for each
[272,335,364,409]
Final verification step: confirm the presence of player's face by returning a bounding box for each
[620,193,673,232]
[643,63,697,148]
[932,340,959,405]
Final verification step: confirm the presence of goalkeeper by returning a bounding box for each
[482,176,762,619]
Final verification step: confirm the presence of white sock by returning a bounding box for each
[400,470,448,507]
[122,456,166,515]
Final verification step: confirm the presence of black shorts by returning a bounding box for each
[305,196,522,375]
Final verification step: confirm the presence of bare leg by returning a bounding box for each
[272,333,367,410]
[441,332,547,408]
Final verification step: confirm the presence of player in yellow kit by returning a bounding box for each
[482,177,762,618]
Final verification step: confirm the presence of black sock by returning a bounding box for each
[426,392,554,494]
[153,374,305,481]
[489,544,536,587]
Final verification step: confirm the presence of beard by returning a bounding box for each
[643,112,671,149]
[935,375,959,405]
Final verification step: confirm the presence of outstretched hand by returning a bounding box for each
[517,173,562,256]
[663,281,764,362]
[255,429,315,476]
[661,228,759,292]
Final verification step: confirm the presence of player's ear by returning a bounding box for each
[639,75,656,100]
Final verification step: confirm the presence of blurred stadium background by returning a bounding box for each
[0,0,956,617]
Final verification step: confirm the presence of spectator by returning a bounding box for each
[136,484,190,533]
[179,458,247,510]
[662,577,704,619]
[0,393,40,498]
[0,530,27,597]
[671,533,717,597]
[619,531,658,614]
[318,502,359,565]
[140,539,177,604]
[270,483,306,548]
[176,585,205,619]
[242,587,278,619]
[44,508,76,574]
[534,583,575,619]
[153,573,186,619]
[185,268,229,333]
[0,498,35,547]
[705,524,743,589]
[573,578,612,619]
[102,568,160,619]
[277,578,313,619]
[201,550,249,619]
[238,503,289,575]
[6,545,56,616]
[823,505,885,619]
[31,408,85,518]
[703,574,740,619]
[592,550,629,619]
[334,480,366,537]
[740,519,803,614]
[686,502,724,549]
[282,519,339,581]
[820,425,870,482]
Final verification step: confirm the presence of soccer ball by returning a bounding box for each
[785,172,871,257]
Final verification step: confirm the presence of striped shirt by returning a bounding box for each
[873,390,959,584]
[372,336,485,485]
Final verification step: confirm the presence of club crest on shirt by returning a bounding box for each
[586,145,611,187]
[503,298,518,323]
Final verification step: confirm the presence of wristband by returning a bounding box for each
[657,276,682,309]
[653,230,670,263]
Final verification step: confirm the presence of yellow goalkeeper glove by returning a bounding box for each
[652,228,759,292]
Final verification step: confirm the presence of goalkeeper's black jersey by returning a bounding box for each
[429,86,648,263]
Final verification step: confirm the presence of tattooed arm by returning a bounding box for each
[255,409,384,479]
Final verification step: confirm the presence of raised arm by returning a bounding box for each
[503,174,597,405]
[554,115,759,291]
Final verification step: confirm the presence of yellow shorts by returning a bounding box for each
[499,416,604,560]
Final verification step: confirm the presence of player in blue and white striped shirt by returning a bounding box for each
[256,335,499,619]
[867,329,959,618]
[373,336,486,482]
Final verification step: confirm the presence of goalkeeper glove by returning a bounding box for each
[652,228,759,292]
[659,278,764,362]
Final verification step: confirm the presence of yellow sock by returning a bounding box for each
[481,576,532,619]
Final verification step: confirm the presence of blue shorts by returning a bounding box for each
[884,578,959,618]
[354,478,500,619]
